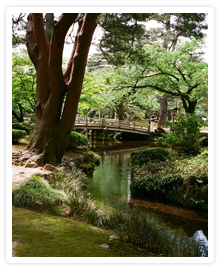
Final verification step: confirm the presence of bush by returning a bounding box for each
[12,123,30,135]
[12,129,27,143]
[130,147,170,167]
[12,177,67,211]
[66,131,88,150]
[130,149,208,209]
[159,114,206,155]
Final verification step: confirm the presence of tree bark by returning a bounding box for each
[181,96,197,114]
[13,13,100,166]
[158,94,167,128]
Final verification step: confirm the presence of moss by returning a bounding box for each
[12,208,154,257]
[66,131,88,150]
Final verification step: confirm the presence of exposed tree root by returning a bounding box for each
[12,149,45,167]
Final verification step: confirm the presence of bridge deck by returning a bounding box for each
[73,117,150,135]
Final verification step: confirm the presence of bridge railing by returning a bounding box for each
[75,117,149,132]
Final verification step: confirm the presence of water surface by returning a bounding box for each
[87,139,208,238]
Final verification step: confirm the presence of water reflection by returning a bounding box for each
[86,152,131,212]
[87,139,208,238]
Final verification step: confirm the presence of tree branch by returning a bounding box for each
[186,83,200,95]
[49,13,78,95]
[63,17,83,81]
[61,13,101,126]
[32,13,50,57]
[26,14,39,69]
[121,84,181,97]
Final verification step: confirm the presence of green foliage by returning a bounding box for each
[69,191,101,225]
[160,114,205,154]
[45,168,88,193]
[12,177,67,211]
[12,50,36,117]
[79,71,105,116]
[130,147,170,167]
[131,149,208,209]
[12,129,27,143]
[66,131,88,150]
[100,210,201,257]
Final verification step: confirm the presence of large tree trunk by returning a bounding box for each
[158,94,167,128]
[181,96,197,114]
[13,13,100,166]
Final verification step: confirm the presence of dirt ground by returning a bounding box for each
[12,165,52,189]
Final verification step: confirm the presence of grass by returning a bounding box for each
[12,177,68,211]
[99,210,201,257]
[12,207,155,257]
[12,168,203,257]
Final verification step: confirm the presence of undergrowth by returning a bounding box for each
[12,167,205,257]
[12,177,68,211]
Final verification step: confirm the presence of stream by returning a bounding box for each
[86,139,208,239]
[12,137,208,240]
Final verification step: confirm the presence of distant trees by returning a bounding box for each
[12,51,36,122]
[12,12,208,166]
[100,40,207,118]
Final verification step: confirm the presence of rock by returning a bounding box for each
[61,156,70,166]
[100,244,109,249]
[69,161,76,170]
[109,235,120,241]
[43,164,57,172]
[193,230,208,257]
[71,155,84,166]
[25,162,36,168]
[31,172,49,177]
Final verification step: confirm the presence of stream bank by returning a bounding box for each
[87,139,208,239]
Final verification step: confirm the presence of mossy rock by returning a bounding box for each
[66,131,88,150]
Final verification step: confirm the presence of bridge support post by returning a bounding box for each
[91,130,94,143]
[102,130,105,141]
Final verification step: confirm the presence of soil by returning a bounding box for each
[12,165,52,189]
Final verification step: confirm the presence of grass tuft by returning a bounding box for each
[12,177,68,211]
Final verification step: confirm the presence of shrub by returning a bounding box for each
[12,177,67,211]
[159,114,206,155]
[66,131,88,150]
[12,123,30,134]
[130,149,208,208]
[130,147,170,167]
[12,129,27,143]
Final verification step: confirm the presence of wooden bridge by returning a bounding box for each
[74,117,150,136]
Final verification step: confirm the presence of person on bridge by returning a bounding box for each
[150,113,157,133]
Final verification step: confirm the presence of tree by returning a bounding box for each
[12,50,36,122]
[13,13,101,166]
[98,13,207,125]
[78,71,105,117]
[117,40,208,114]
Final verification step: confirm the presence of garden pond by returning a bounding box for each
[86,139,208,239]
